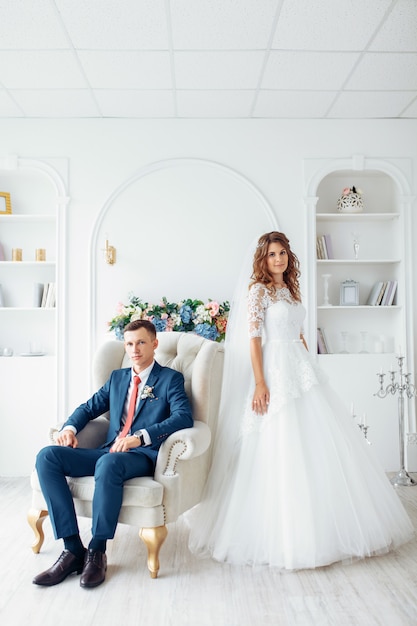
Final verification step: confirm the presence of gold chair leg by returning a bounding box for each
[139,525,168,579]
[27,508,49,554]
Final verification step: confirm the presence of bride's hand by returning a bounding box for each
[252,381,270,415]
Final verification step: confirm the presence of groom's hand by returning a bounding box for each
[56,429,78,448]
[110,436,141,453]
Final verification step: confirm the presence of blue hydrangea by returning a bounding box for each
[152,318,167,332]
[179,304,193,324]
[114,325,124,341]
[194,323,219,341]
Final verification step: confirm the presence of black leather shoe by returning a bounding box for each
[80,549,107,588]
[33,549,86,586]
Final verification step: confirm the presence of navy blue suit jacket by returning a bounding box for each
[63,361,193,465]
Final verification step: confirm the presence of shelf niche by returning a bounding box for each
[304,157,413,361]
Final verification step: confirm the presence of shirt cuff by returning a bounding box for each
[61,425,77,435]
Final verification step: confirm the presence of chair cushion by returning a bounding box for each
[31,471,163,508]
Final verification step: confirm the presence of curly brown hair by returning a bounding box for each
[249,231,301,301]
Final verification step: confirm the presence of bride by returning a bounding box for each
[187,231,413,569]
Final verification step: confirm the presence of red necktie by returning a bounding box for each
[119,375,141,439]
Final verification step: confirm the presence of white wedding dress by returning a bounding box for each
[188,283,414,569]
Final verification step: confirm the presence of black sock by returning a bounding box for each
[63,534,85,558]
[88,538,107,553]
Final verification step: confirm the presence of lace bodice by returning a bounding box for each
[248,282,305,341]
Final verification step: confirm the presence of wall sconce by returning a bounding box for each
[103,238,116,265]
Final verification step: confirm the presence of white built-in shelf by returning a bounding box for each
[316,212,400,221]
[0,261,55,267]
[318,305,401,310]
[0,307,56,311]
[317,259,401,265]
[0,214,55,222]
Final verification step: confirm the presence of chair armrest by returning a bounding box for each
[48,417,109,449]
[155,421,211,477]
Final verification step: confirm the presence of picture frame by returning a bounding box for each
[0,192,11,214]
[340,280,359,306]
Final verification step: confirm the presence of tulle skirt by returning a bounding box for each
[187,342,414,569]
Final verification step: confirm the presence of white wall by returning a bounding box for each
[0,117,416,472]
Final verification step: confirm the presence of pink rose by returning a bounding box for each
[206,301,220,317]
[342,187,351,196]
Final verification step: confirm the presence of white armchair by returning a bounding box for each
[28,332,224,578]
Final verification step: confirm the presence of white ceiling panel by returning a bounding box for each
[253,90,337,118]
[0,0,69,49]
[177,90,255,117]
[10,89,100,118]
[328,91,417,118]
[0,51,87,89]
[78,51,173,89]
[272,0,393,51]
[401,96,417,116]
[262,51,360,90]
[54,0,169,50]
[0,0,415,119]
[370,0,417,51]
[94,90,175,117]
[0,91,23,117]
[171,0,278,49]
[347,53,417,90]
[175,51,265,90]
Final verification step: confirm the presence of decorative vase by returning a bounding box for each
[337,186,364,213]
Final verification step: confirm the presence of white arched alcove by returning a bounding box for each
[304,154,414,369]
[90,158,278,364]
[303,154,416,470]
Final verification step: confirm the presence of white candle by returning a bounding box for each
[379,366,384,375]
[351,402,355,416]
[362,412,366,427]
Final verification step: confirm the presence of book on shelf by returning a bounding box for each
[366,280,398,306]
[316,234,334,260]
[381,280,398,306]
[376,282,388,306]
[317,327,331,354]
[35,282,56,308]
[366,281,383,306]
[45,282,56,308]
[323,234,334,259]
[380,282,390,306]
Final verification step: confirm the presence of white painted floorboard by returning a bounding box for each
[2,477,417,626]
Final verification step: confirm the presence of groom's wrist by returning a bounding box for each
[133,431,145,446]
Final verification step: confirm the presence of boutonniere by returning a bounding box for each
[141,385,156,400]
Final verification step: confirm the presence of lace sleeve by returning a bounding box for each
[247,283,269,338]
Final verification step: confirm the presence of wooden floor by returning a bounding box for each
[2,477,417,626]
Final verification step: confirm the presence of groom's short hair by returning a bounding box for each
[123,319,156,339]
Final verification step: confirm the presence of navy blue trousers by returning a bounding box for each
[35,445,154,540]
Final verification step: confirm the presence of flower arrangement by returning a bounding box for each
[108,293,230,343]
[141,385,156,400]
[341,185,363,196]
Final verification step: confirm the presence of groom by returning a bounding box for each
[33,319,193,588]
